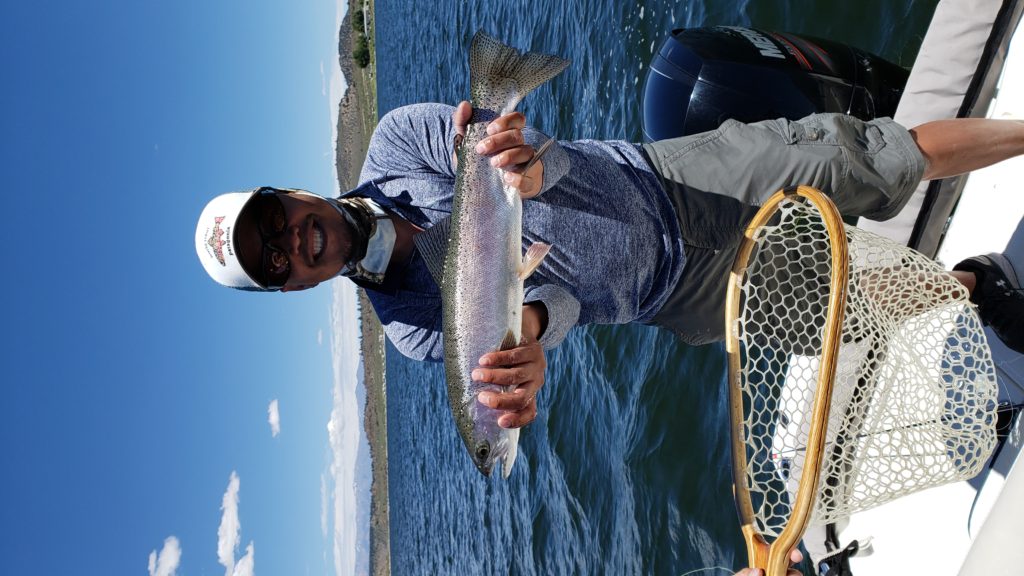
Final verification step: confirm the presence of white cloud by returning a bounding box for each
[321,474,329,539]
[325,280,368,576]
[147,536,181,576]
[216,472,257,576]
[217,472,242,576]
[318,328,324,346]
[232,542,255,576]
[268,399,281,437]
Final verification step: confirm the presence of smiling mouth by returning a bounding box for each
[312,223,325,260]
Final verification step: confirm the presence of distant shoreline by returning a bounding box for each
[335,0,389,575]
[335,0,377,191]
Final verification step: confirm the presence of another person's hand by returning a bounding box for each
[734,549,804,576]
[473,303,548,428]
[451,100,546,198]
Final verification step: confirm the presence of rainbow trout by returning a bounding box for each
[442,32,569,478]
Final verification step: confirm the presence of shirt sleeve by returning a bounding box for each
[360,103,460,183]
[361,103,570,195]
[523,284,580,349]
[364,289,445,363]
[382,318,444,363]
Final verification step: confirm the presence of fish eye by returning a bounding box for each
[475,442,490,461]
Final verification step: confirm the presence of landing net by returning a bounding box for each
[726,186,997,575]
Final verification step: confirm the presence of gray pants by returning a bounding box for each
[641,113,927,345]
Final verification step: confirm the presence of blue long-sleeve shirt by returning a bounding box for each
[353,103,685,362]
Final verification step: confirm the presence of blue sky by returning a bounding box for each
[0,1,363,575]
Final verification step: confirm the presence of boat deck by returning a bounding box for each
[812,1,1024,573]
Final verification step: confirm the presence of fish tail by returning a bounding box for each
[469,31,570,113]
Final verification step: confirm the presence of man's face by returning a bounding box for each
[235,191,353,292]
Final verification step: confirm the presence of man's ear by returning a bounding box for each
[281,283,318,293]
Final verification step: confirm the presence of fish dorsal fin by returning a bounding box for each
[412,216,451,286]
[499,329,519,351]
[518,242,551,281]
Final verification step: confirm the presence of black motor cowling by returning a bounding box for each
[642,26,908,141]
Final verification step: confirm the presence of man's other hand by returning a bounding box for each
[473,303,548,428]
[735,549,804,576]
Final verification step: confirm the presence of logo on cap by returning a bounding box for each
[207,216,228,266]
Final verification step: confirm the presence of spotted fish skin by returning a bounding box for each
[442,31,569,478]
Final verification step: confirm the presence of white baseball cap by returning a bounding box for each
[194,189,264,290]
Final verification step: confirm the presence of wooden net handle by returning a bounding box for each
[725,186,850,576]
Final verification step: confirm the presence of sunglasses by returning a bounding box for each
[249,190,291,290]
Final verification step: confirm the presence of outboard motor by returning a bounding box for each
[642,26,908,141]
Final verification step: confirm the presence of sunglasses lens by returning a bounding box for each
[262,246,290,289]
[258,194,286,236]
[255,192,290,289]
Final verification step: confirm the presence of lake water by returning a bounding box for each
[371,1,938,574]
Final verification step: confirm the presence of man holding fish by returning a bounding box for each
[195,33,1024,474]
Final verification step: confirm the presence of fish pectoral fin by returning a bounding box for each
[499,329,519,351]
[518,242,551,281]
[502,428,520,479]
